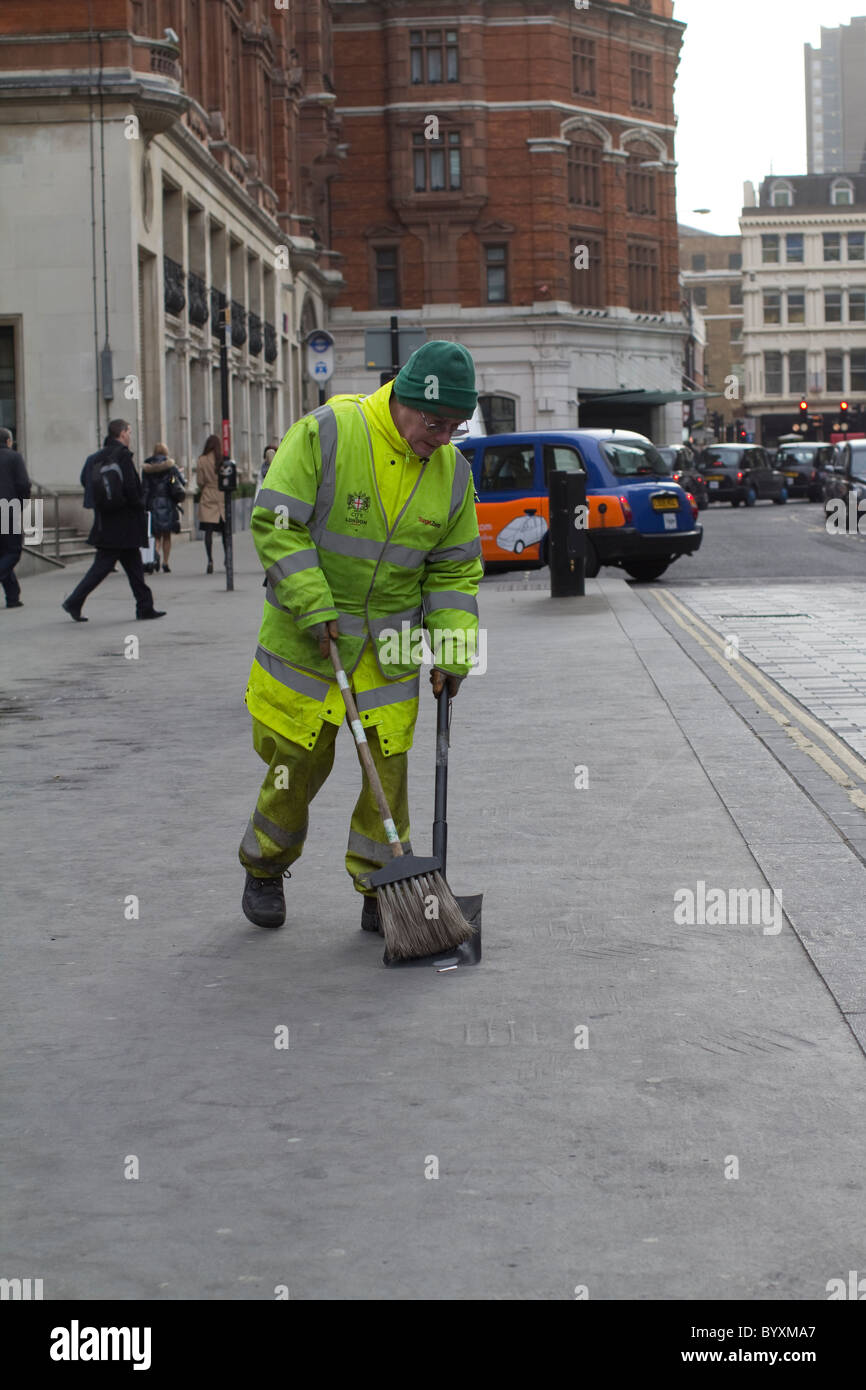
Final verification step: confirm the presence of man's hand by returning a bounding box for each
[430,668,463,698]
[310,619,339,659]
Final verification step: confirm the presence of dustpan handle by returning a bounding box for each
[432,689,450,874]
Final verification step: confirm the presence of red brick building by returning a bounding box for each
[328,0,689,438]
[0,0,344,492]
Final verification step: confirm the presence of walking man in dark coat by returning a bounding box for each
[0,426,31,609]
[62,418,166,622]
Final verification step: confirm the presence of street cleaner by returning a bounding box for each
[239,340,483,935]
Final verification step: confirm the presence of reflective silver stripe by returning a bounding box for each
[355,674,420,711]
[240,818,296,869]
[368,604,423,637]
[308,404,337,541]
[380,542,427,568]
[427,537,483,564]
[449,452,471,520]
[240,820,267,865]
[347,828,413,862]
[336,611,367,636]
[255,645,330,699]
[256,489,315,524]
[265,583,290,612]
[319,529,384,561]
[267,550,319,585]
[423,591,479,616]
[253,809,308,849]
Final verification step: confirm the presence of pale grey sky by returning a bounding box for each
[673,0,866,234]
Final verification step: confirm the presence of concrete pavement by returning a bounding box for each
[2,535,866,1300]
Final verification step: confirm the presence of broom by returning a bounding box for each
[328,638,476,961]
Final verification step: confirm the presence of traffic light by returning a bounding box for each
[840,400,849,413]
[799,399,808,414]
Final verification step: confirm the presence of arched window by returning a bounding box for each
[625,139,659,216]
[478,394,517,435]
[770,181,794,207]
[567,131,603,208]
[831,178,854,206]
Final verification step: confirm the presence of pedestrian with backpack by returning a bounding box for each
[62,419,165,622]
[142,442,186,573]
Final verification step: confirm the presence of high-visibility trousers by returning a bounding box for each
[238,715,411,896]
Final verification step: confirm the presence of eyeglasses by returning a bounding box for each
[417,410,466,437]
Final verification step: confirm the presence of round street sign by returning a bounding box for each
[305,329,335,384]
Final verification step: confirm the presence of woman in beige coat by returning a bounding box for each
[196,435,226,574]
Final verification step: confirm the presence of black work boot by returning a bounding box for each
[361,895,381,935]
[242,869,289,928]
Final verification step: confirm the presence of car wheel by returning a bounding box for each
[623,559,670,582]
[744,487,757,507]
[773,488,788,505]
[731,499,741,508]
[513,539,525,554]
[697,493,709,511]
[583,539,600,579]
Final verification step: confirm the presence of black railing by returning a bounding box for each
[188,271,208,326]
[231,300,247,348]
[264,321,278,363]
[248,312,263,356]
[164,256,186,315]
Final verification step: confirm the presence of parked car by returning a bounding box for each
[656,445,709,510]
[697,444,788,506]
[774,441,833,502]
[459,429,703,582]
[824,438,866,529]
[820,445,846,502]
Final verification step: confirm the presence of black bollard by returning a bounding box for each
[218,458,237,592]
[548,468,587,597]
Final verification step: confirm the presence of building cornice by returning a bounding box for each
[334,5,684,38]
[336,98,676,134]
[681,269,741,282]
[741,211,866,229]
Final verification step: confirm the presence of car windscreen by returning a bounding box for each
[600,439,670,478]
[777,449,816,464]
[702,450,743,468]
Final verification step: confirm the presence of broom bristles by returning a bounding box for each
[380,869,475,961]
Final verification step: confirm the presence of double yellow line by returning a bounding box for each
[653,590,866,814]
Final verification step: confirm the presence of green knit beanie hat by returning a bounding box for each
[393,340,477,417]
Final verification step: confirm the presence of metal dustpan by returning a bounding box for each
[384,690,482,969]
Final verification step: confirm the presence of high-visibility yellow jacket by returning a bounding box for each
[244,382,482,754]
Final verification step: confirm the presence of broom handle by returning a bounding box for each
[328,639,404,860]
[432,689,449,875]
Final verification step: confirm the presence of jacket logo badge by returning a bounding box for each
[417,516,441,528]
[346,491,370,525]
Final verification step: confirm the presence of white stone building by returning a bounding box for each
[327,302,688,445]
[741,174,866,444]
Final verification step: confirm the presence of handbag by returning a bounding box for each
[169,471,186,504]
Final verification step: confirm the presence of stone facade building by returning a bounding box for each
[679,226,743,440]
[741,174,866,445]
[328,0,689,441]
[0,0,344,499]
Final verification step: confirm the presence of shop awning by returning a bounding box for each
[578,388,721,406]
